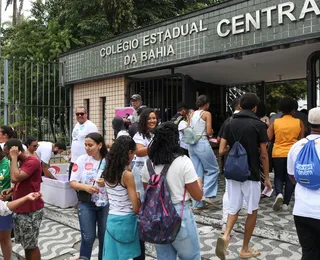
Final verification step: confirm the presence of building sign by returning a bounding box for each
[100,20,208,65]
[98,0,319,67]
[61,0,320,84]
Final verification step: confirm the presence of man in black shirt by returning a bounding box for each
[216,93,272,260]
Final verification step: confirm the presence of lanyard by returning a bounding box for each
[92,159,103,186]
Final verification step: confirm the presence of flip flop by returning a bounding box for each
[239,248,261,259]
[215,236,228,260]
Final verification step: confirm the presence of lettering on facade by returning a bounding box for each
[99,0,320,66]
[100,20,208,65]
[217,0,320,37]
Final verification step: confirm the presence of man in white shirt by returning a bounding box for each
[287,107,320,260]
[69,106,98,179]
[36,141,66,179]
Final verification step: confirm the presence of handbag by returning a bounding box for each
[76,159,103,203]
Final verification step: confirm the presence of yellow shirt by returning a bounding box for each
[272,115,301,158]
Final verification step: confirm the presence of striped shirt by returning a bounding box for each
[106,181,133,216]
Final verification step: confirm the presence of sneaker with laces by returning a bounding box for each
[272,194,284,211]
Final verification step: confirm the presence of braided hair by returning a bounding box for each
[102,135,136,184]
[148,121,181,165]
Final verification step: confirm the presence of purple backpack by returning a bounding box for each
[138,159,186,244]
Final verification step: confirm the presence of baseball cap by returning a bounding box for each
[308,107,320,125]
[131,94,142,101]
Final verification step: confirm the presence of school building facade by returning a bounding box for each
[60,0,320,142]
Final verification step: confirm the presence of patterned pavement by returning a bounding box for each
[4,219,301,260]
[1,172,303,259]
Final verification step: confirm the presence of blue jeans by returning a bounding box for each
[188,139,220,208]
[78,201,109,260]
[132,161,145,202]
[155,202,201,260]
[273,157,295,205]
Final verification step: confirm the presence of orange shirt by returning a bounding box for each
[272,115,301,158]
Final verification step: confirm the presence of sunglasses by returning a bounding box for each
[76,113,85,116]
[33,145,39,148]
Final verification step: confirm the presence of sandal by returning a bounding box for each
[215,236,228,260]
[239,248,261,259]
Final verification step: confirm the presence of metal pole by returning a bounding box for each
[4,59,9,124]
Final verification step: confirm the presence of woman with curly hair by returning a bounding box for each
[70,132,109,260]
[102,136,141,260]
[132,108,158,199]
[142,122,203,260]
[131,108,157,259]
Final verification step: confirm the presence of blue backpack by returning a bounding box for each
[224,120,251,182]
[138,159,186,244]
[294,137,320,190]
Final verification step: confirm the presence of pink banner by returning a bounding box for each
[115,107,134,118]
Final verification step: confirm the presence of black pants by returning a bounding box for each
[273,158,295,205]
[294,215,320,260]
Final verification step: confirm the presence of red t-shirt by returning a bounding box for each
[13,156,44,213]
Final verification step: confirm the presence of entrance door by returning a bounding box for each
[127,74,184,122]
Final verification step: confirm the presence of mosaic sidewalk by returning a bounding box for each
[5,219,301,260]
[1,172,303,259]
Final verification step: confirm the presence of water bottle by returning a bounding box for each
[95,187,108,207]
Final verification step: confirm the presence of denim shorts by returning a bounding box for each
[0,214,13,231]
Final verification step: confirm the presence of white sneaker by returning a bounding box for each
[272,194,284,212]
[282,204,291,211]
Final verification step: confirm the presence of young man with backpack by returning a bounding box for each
[287,107,320,260]
[216,93,272,260]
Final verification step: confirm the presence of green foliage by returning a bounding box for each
[265,80,307,112]
[2,0,227,59]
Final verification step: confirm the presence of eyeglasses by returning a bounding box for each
[33,145,39,148]
[76,113,85,116]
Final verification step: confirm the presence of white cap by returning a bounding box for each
[308,107,320,125]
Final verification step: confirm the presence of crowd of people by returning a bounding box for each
[0,92,319,260]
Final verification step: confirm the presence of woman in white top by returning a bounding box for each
[142,122,203,260]
[132,108,158,260]
[102,135,141,260]
[70,132,109,260]
[188,95,220,210]
[132,108,158,199]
